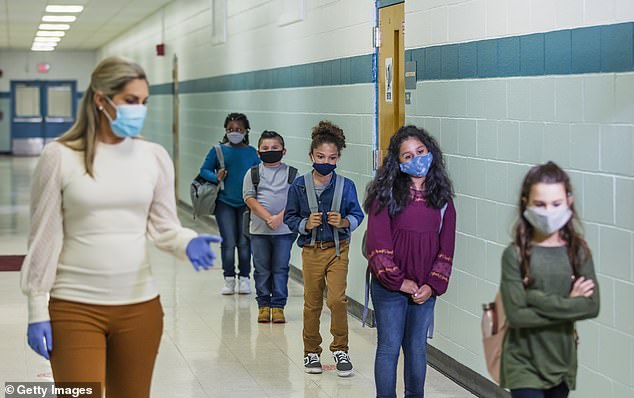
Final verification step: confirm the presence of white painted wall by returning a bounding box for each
[0,50,97,92]
[404,1,634,397]
[99,0,374,84]
[406,0,634,48]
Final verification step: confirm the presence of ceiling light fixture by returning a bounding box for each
[32,42,57,47]
[36,30,66,37]
[42,15,77,22]
[39,23,71,30]
[34,37,62,43]
[31,45,56,51]
[45,5,84,13]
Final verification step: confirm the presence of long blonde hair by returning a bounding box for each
[57,56,147,177]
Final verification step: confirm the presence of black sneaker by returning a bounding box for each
[332,350,353,377]
[304,353,322,374]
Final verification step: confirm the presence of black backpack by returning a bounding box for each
[242,165,298,239]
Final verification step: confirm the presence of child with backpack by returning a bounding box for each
[363,126,456,397]
[499,161,600,398]
[284,121,364,377]
[200,113,260,295]
[243,130,298,324]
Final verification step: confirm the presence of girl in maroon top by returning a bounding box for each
[364,125,456,398]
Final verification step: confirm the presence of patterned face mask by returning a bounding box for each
[226,132,245,144]
[399,152,433,177]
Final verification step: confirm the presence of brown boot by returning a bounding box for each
[271,308,286,324]
[258,307,271,323]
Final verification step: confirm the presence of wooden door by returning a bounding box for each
[378,2,405,164]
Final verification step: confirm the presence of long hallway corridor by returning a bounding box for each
[0,155,475,398]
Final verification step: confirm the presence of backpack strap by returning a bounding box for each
[215,145,225,190]
[331,174,346,257]
[439,202,448,233]
[287,166,298,185]
[303,172,319,247]
[250,165,260,193]
[362,266,375,327]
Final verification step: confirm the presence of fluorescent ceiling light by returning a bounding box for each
[42,15,77,22]
[32,40,59,47]
[33,37,59,47]
[45,5,84,13]
[36,30,66,37]
[31,46,56,51]
[39,24,71,30]
[34,37,62,43]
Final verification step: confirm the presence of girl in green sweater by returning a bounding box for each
[500,162,600,398]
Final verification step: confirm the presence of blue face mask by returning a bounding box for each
[312,162,336,176]
[102,97,147,138]
[400,152,433,177]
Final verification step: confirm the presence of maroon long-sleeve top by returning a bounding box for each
[366,189,457,295]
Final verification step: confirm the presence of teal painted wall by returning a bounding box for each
[176,86,374,303]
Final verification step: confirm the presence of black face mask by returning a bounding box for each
[259,150,284,164]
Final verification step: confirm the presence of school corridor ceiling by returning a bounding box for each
[0,0,172,50]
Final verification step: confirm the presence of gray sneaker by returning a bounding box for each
[332,351,353,377]
[304,353,322,374]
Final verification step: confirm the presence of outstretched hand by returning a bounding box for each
[186,234,222,271]
[27,321,52,360]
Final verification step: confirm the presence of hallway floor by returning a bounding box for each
[0,154,475,397]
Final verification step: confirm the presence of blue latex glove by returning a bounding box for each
[27,321,53,360]
[186,234,222,271]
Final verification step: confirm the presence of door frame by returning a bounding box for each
[374,1,405,169]
[172,54,180,194]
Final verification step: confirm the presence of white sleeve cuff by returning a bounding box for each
[28,294,50,323]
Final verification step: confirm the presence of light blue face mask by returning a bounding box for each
[399,152,433,177]
[102,97,147,138]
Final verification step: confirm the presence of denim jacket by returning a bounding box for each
[284,172,364,248]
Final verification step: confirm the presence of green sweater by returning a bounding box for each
[499,244,600,390]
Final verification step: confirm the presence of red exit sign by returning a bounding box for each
[37,63,51,73]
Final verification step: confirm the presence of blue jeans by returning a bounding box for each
[250,234,295,308]
[214,201,251,278]
[371,278,436,398]
[511,384,569,398]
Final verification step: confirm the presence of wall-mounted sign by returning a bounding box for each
[37,63,51,73]
[385,57,393,103]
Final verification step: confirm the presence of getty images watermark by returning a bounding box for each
[4,382,100,398]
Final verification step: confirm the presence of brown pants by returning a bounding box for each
[48,296,164,398]
[301,241,349,356]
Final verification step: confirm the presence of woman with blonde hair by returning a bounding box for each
[21,56,220,397]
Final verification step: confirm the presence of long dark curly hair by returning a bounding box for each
[514,161,590,286]
[364,125,453,217]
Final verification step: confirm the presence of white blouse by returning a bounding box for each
[20,138,197,323]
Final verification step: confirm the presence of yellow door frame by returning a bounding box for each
[377,2,405,166]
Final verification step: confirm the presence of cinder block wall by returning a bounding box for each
[404,1,634,396]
